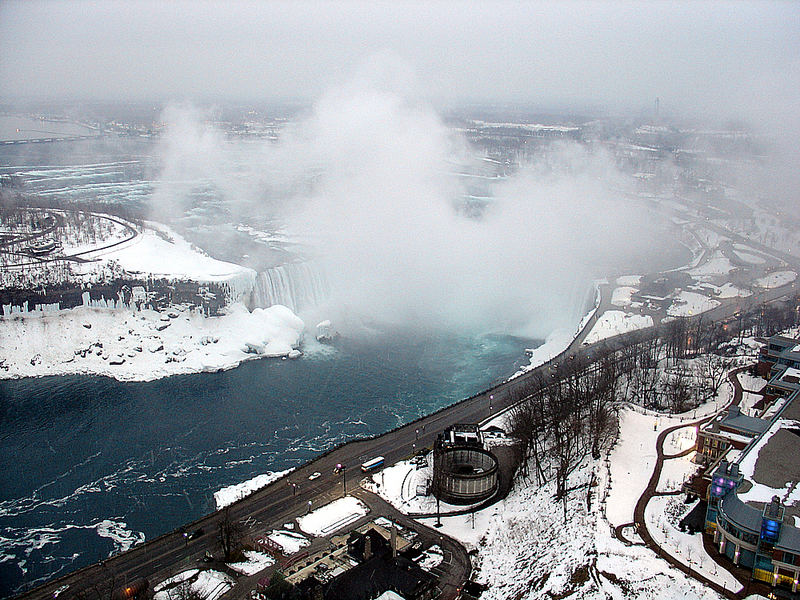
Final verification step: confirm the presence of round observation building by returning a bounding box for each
[431,424,499,505]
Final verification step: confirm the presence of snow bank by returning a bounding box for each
[214,469,293,509]
[0,303,305,382]
[583,310,653,345]
[296,496,369,537]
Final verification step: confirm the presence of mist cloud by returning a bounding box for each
[151,64,667,337]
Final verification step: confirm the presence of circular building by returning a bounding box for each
[432,445,499,505]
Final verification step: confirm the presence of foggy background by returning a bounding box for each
[146,68,667,337]
[1,1,798,122]
[1,0,799,336]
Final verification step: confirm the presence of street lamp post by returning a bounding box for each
[336,463,347,496]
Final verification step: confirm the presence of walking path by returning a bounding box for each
[628,366,751,599]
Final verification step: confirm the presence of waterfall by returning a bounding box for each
[251,262,330,313]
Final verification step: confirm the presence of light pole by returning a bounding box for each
[336,463,347,496]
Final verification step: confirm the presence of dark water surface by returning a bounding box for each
[0,330,533,596]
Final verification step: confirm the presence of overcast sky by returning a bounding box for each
[1,0,799,119]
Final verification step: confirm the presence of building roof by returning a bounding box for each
[323,554,436,600]
[704,406,770,437]
[777,523,800,554]
[374,593,405,600]
[719,493,762,533]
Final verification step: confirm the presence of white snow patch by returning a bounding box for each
[616,275,642,286]
[227,550,274,576]
[688,252,736,280]
[0,303,305,382]
[754,270,797,289]
[265,530,311,555]
[154,570,233,600]
[611,286,637,307]
[583,310,653,345]
[667,292,720,317]
[296,496,369,537]
[214,469,293,509]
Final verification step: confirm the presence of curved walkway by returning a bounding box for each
[630,366,750,600]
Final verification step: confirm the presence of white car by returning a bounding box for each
[308,472,321,480]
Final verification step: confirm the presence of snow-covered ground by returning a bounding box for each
[214,469,293,509]
[732,250,766,265]
[753,270,797,289]
[666,291,720,317]
[467,456,725,600]
[153,569,234,600]
[365,457,483,516]
[616,275,642,286]
[265,529,311,555]
[227,550,274,576]
[76,221,256,290]
[0,302,305,381]
[606,409,674,529]
[296,496,369,537]
[645,496,742,592]
[687,252,736,281]
[583,310,653,345]
[416,544,444,571]
[610,286,637,307]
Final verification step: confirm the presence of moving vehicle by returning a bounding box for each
[360,456,385,472]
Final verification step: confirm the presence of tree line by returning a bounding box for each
[507,295,800,520]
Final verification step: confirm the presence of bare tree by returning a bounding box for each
[217,508,242,562]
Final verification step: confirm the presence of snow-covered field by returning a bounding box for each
[296,496,369,537]
[666,291,720,317]
[753,270,797,289]
[365,457,483,516]
[687,252,736,281]
[214,469,293,509]
[583,310,653,345]
[468,457,725,600]
[0,302,305,381]
[77,221,256,289]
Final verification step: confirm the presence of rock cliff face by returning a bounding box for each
[1,278,232,317]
